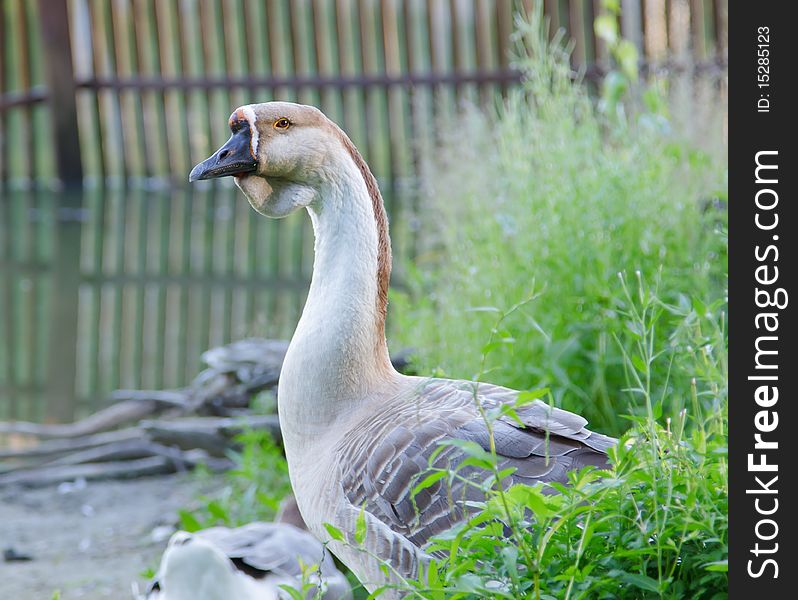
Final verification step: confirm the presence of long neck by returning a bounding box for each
[279,149,396,436]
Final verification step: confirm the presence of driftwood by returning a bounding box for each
[0,432,236,473]
[0,399,180,439]
[107,389,190,407]
[0,428,141,460]
[45,440,194,468]
[142,415,281,456]
[0,415,275,471]
[0,449,234,488]
[0,457,177,487]
[0,338,413,487]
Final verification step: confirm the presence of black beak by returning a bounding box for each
[189,126,257,182]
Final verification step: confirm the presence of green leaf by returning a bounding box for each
[631,354,647,373]
[615,40,639,81]
[501,546,520,584]
[651,399,663,420]
[601,70,628,110]
[459,455,498,471]
[206,500,229,523]
[481,340,503,355]
[367,586,390,600]
[642,87,667,116]
[177,509,202,533]
[412,470,448,497]
[355,505,367,545]
[507,484,554,519]
[481,337,515,355]
[703,560,728,572]
[454,573,483,592]
[516,388,550,404]
[594,15,618,46]
[278,585,305,600]
[439,439,494,464]
[612,571,661,593]
[323,523,346,543]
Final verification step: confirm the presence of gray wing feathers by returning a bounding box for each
[578,430,618,453]
[473,383,616,453]
[338,378,617,551]
[513,399,588,435]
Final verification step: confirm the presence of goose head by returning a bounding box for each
[189,101,350,218]
[156,531,246,600]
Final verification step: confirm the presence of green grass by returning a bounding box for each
[391,275,727,599]
[178,407,292,531]
[375,10,727,599]
[388,14,727,437]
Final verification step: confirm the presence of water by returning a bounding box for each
[0,183,316,422]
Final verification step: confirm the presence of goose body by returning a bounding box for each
[143,523,352,600]
[190,102,616,597]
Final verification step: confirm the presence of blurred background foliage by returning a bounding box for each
[390,11,726,433]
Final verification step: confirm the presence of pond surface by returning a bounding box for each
[0,183,325,422]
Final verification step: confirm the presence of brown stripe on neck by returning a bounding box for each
[332,126,392,344]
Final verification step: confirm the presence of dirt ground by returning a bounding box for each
[0,473,225,600]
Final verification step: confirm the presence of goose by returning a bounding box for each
[142,522,352,600]
[189,102,616,597]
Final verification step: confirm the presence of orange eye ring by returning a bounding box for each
[274,118,291,130]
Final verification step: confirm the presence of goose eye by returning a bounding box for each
[274,118,291,130]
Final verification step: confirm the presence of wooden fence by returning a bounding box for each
[2,0,728,187]
[1,185,314,422]
[0,0,728,423]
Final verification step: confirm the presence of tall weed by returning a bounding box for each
[391,276,728,599]
[377,8,728,598]
[390,9,727,435]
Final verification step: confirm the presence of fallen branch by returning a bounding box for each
[142,415,281,456]
[44,439,189,467]
[0,456,175,487]
[0,428,140,460]
[0,439,179,474]
[0,449,232,487]
[107,389,190,406]
[0,399,179,439]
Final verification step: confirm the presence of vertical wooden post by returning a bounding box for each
[45,189,83,423]
[0,1,7,185]
[620,0,644,56]
[37,0,83,187]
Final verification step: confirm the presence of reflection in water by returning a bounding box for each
[0,184,317,422]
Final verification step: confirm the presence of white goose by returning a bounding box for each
[189,102,616,597]
[142,522,352,600]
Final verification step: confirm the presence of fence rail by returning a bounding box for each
[0,185,315,421]
[1,0,728,186]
